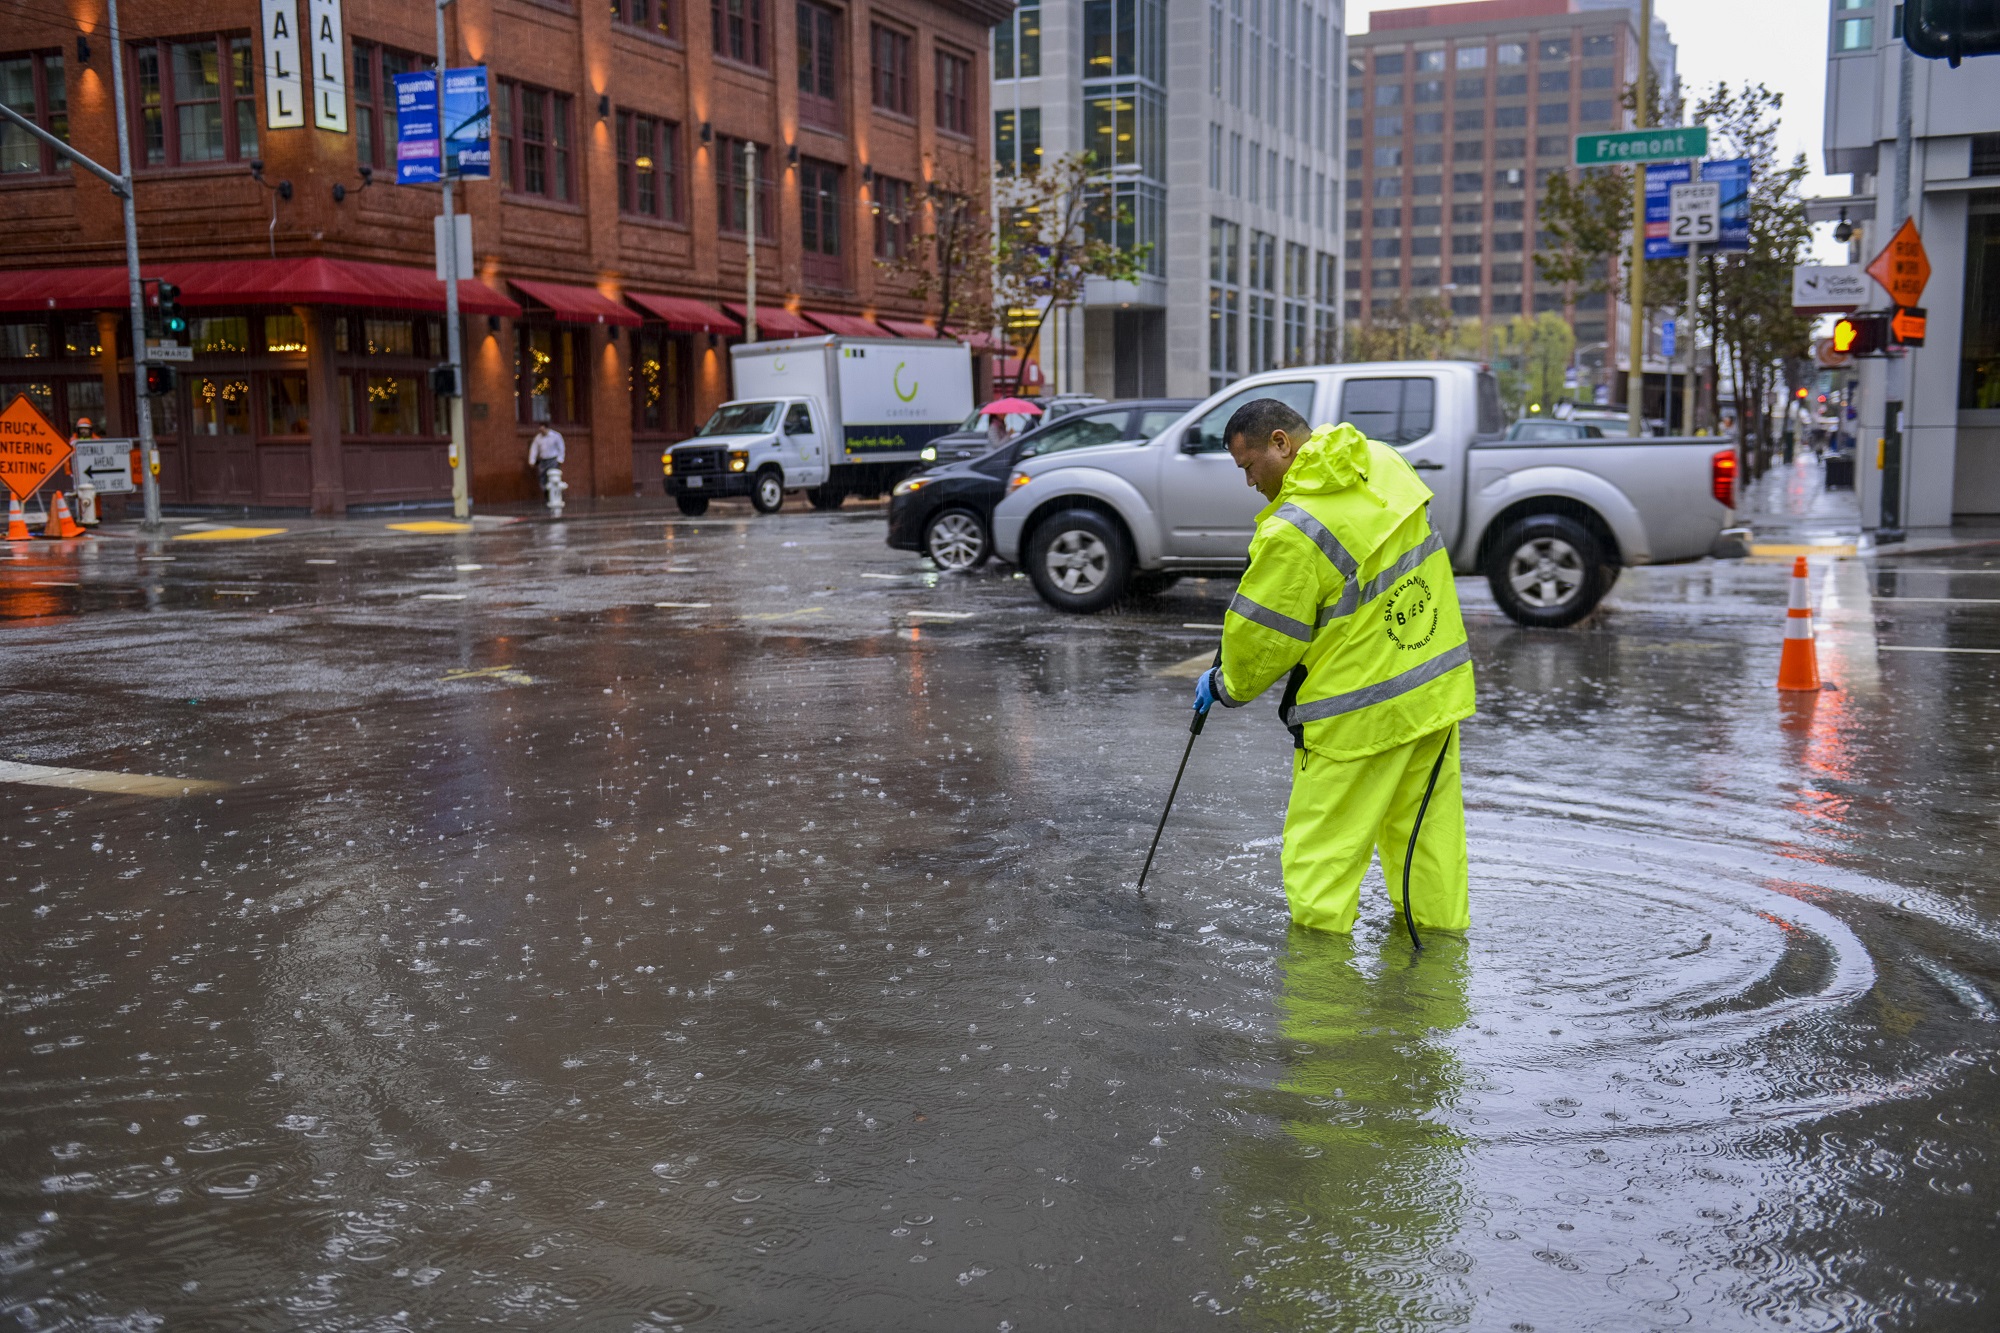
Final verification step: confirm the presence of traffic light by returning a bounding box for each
[1903,0,2000,65]
[156,281,186,341]
[144,365,176,396]
[1830,313,1887,357]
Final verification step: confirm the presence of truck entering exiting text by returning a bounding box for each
[663,336,973,516]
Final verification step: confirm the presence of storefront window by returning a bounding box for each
[190,376,252,434]
[0,380,55,414]
[267,374,310,433]
[1,321,49,357]
[191,316,250,353]
[363,319,415,355]
[516,325,582,424]
[366,375,421,435]
[264,314,306,353]
[631,330,687,434]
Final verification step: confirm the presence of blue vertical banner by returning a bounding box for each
[441,68,491,180]
[393,70,441,184]
[1644,159,1751,259]
[393,68,489,184]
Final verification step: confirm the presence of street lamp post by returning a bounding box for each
[436,0,469,520]
[743,142,758,342]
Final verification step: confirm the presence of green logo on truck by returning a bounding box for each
[893,362,919,402]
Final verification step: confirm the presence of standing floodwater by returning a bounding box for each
[2,495,1996,1330]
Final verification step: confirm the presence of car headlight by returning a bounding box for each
[728,450,749,472]
[1008,471,1033,492]
[892,476,931,497]
[661,452,673,475]
[920,445,937,462]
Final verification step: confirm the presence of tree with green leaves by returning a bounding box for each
[1693,83,1815,472]
[1341,295,1462,362]
[990,151,1153,374]
[1490,312,1577,418]
[1538,81,1815,462]
[873,163,992,342]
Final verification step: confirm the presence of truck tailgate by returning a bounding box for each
[1470,438,1728,564]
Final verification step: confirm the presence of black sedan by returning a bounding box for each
[886,398,1197,571]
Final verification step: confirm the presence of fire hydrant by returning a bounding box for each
[75,476,99,526]
[543,464,566,515]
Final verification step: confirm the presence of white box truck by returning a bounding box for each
[662,335,973,516]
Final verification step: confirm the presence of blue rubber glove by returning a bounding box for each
[1193,666,1219,714]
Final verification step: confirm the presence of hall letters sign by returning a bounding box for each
[261,0,304,129]
[310,0,349,132]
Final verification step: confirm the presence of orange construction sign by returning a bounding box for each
[0,394,72,502]
[1866,218,1931,308]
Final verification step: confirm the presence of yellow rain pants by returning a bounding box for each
[1280,723,1469,935]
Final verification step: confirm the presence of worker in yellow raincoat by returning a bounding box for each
[1193,398,1475,936]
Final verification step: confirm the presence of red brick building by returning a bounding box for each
[0,0,1006,510]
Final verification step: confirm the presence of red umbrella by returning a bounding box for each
[979,397,1044,416]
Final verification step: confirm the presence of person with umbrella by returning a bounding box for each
[980,396,1042,450]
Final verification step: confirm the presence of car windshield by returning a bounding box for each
[699,402,780,436]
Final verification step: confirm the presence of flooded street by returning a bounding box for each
[3,486,1997,1330]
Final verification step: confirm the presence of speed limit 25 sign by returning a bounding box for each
[1669,182,1721,246]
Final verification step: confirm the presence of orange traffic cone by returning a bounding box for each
[4,496,31,541]
[41,491,87,540]
[1776,556,1822,691]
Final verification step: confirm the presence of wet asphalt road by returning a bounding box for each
[2,495,1998,1331]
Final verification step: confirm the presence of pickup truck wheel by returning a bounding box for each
[1025,509,1131,614]
[750,467,785,514]
[806,486,845,510]
[924,508,989,572]
[1485,513,1611,628]
[675,494,709,517]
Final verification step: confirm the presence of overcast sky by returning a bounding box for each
[1351,0,1850,260]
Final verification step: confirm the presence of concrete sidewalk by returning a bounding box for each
[1737,452,2000,559]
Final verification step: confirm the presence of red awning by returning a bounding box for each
[0,257,519,316]
[627,292,741,334]
[805,310,891,338]
[878,317,938,339]
[512,278,642,327]
[722,304,821,339]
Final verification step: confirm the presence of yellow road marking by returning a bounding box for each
[1158,652,1217,678]
[389,520,473,534]
[0,759,227,797]
[441,666,537,685]
[1749,543,1856,558]
[172,527,287,542]
[740,606,824,622]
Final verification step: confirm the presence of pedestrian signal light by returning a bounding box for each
[1830,314,1886,357]
[429,363,459,398]
[156,281,187,340]
[144,365,176,396]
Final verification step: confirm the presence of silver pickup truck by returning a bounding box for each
[989,360,1739,627]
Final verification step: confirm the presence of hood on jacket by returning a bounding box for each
[1280,423,1387,506]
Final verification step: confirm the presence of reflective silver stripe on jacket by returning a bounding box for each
[1228,591,1313,643]
[1316,528,1448,628]
[1274,503,1359,582]
[1213,665,1245,708]
[1282,641,1472,725]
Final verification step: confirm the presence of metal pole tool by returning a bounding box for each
[1138,651,1220,895]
